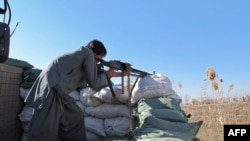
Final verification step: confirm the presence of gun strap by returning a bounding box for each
[106,76,125,104]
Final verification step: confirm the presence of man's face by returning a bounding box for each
[94,54,103,63]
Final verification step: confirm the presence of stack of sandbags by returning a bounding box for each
[76,85,133,141]
[133,96,203,141]
[81,73,184,140]
[17,73,188,141]
[128,73,203,141]
[17,84,132,141]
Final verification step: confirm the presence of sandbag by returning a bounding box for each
[85,116,106,137]
[131,73,176,105]
[134,127,199,141]
[80,87,103,107]
[93,85,130,104]
[68,90,80,100]
[85,103,130,118]
[104,117,130,137]
[139,108,188,123]
[141,116,202,137]
[18,105,34,122]
[137,96,183,113]
[20,68,42,89]
[68,90,86,111]
[3,58,33,69]
[20,88,30,100]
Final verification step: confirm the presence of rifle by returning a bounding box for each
[99,59,151,77]
[98,59,152,104]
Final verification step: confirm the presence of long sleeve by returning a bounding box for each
[82,50,108,90]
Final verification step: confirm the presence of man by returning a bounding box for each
[25,39,124,141]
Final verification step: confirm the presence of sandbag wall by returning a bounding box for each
[19,84,132,141]
[18,72,203,141]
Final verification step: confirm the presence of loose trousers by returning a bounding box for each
[26,89,87,141]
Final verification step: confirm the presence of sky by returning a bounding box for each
[4,0,250,99]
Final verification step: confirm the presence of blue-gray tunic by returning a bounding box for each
[25,46,108,110]
[25,46,108,141]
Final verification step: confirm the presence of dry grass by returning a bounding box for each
[178,66,250,141]
[182,102,250,141]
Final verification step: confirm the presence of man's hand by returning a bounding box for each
[105,68,129,78]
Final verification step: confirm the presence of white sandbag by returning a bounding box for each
[85,116,106,137]
[85,103,131,118]
[68,90,80,100]
[152,73,170,82]
[18,105,34,122]
[83,93,103,107]
[68,90,86,111]
[80,87,96,96]
[86,131,103,141]
[20,88,30,100]
[80,87,103,107]
[104,117,130,137]
[93,85,130,104]
[76,96,88,112]
[131,73,175,105]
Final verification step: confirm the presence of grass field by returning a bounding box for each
[182,102,250,141]
[178,67,250,141]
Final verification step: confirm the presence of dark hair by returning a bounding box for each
[86,39,107,57]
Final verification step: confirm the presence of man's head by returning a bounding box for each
[86,39,107,62]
